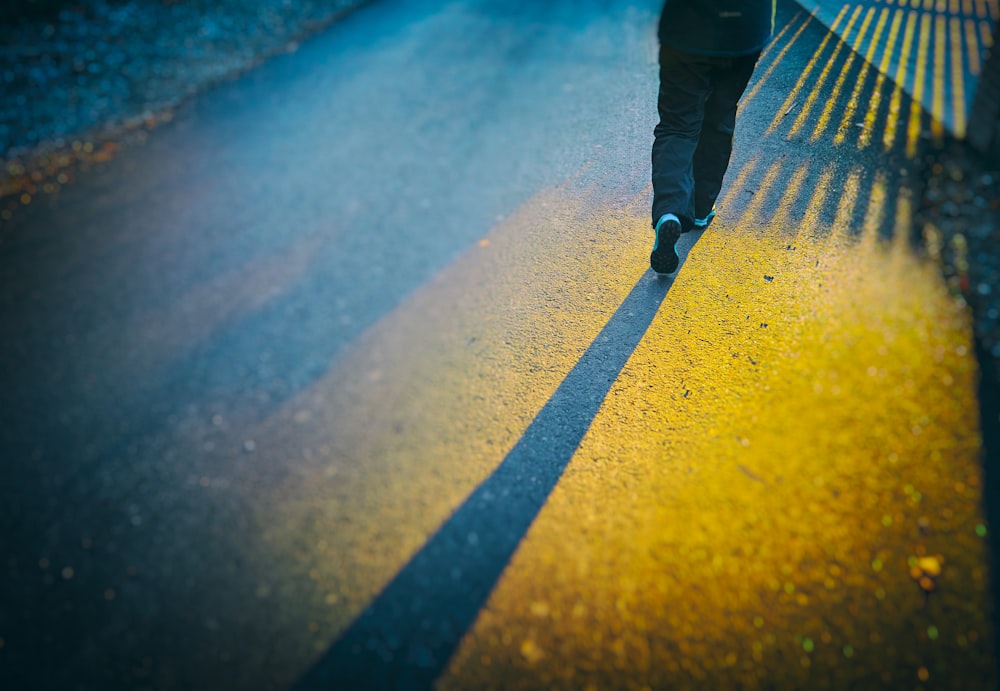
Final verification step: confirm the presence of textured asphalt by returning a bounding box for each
[799,0,997,136]
[0,0,995,689]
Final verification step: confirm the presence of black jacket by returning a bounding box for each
[658,0,775,57]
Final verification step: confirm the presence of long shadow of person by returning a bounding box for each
[294,230,705,691]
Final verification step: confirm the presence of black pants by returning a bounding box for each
[651,45,760,230]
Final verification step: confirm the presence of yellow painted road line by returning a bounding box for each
[882,10,919,151]
[766,7,849,136]
[964,0,974,16]
[742,14,815,108]
[440,228,992,690]
[967,18,983,75]
[982,18,995,45]
[861,9,906,148]
[976,0,987,18]
[951,16,969,137]
[931,14,947,139]
[815,7,879,143]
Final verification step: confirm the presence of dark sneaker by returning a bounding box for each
[650,216,681,274]
[693,208,716,230]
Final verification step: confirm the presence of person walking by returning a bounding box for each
[650,0,776,274]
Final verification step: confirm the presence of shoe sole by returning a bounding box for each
[650,221,680,274]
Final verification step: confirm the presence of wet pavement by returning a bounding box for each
[0,0,997,689]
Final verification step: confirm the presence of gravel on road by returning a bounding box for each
[916,140,1000,379]
[1,0,368,220]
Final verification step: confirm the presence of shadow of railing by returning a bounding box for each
[694,0,960,256]
[293,232,704,690]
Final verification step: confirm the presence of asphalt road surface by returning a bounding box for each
[0,0,995,689]
[800,0,997,137]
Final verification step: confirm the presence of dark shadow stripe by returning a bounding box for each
[293,233,702,691]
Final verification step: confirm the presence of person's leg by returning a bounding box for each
[691,52,761,221]
[651,45,712,232]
